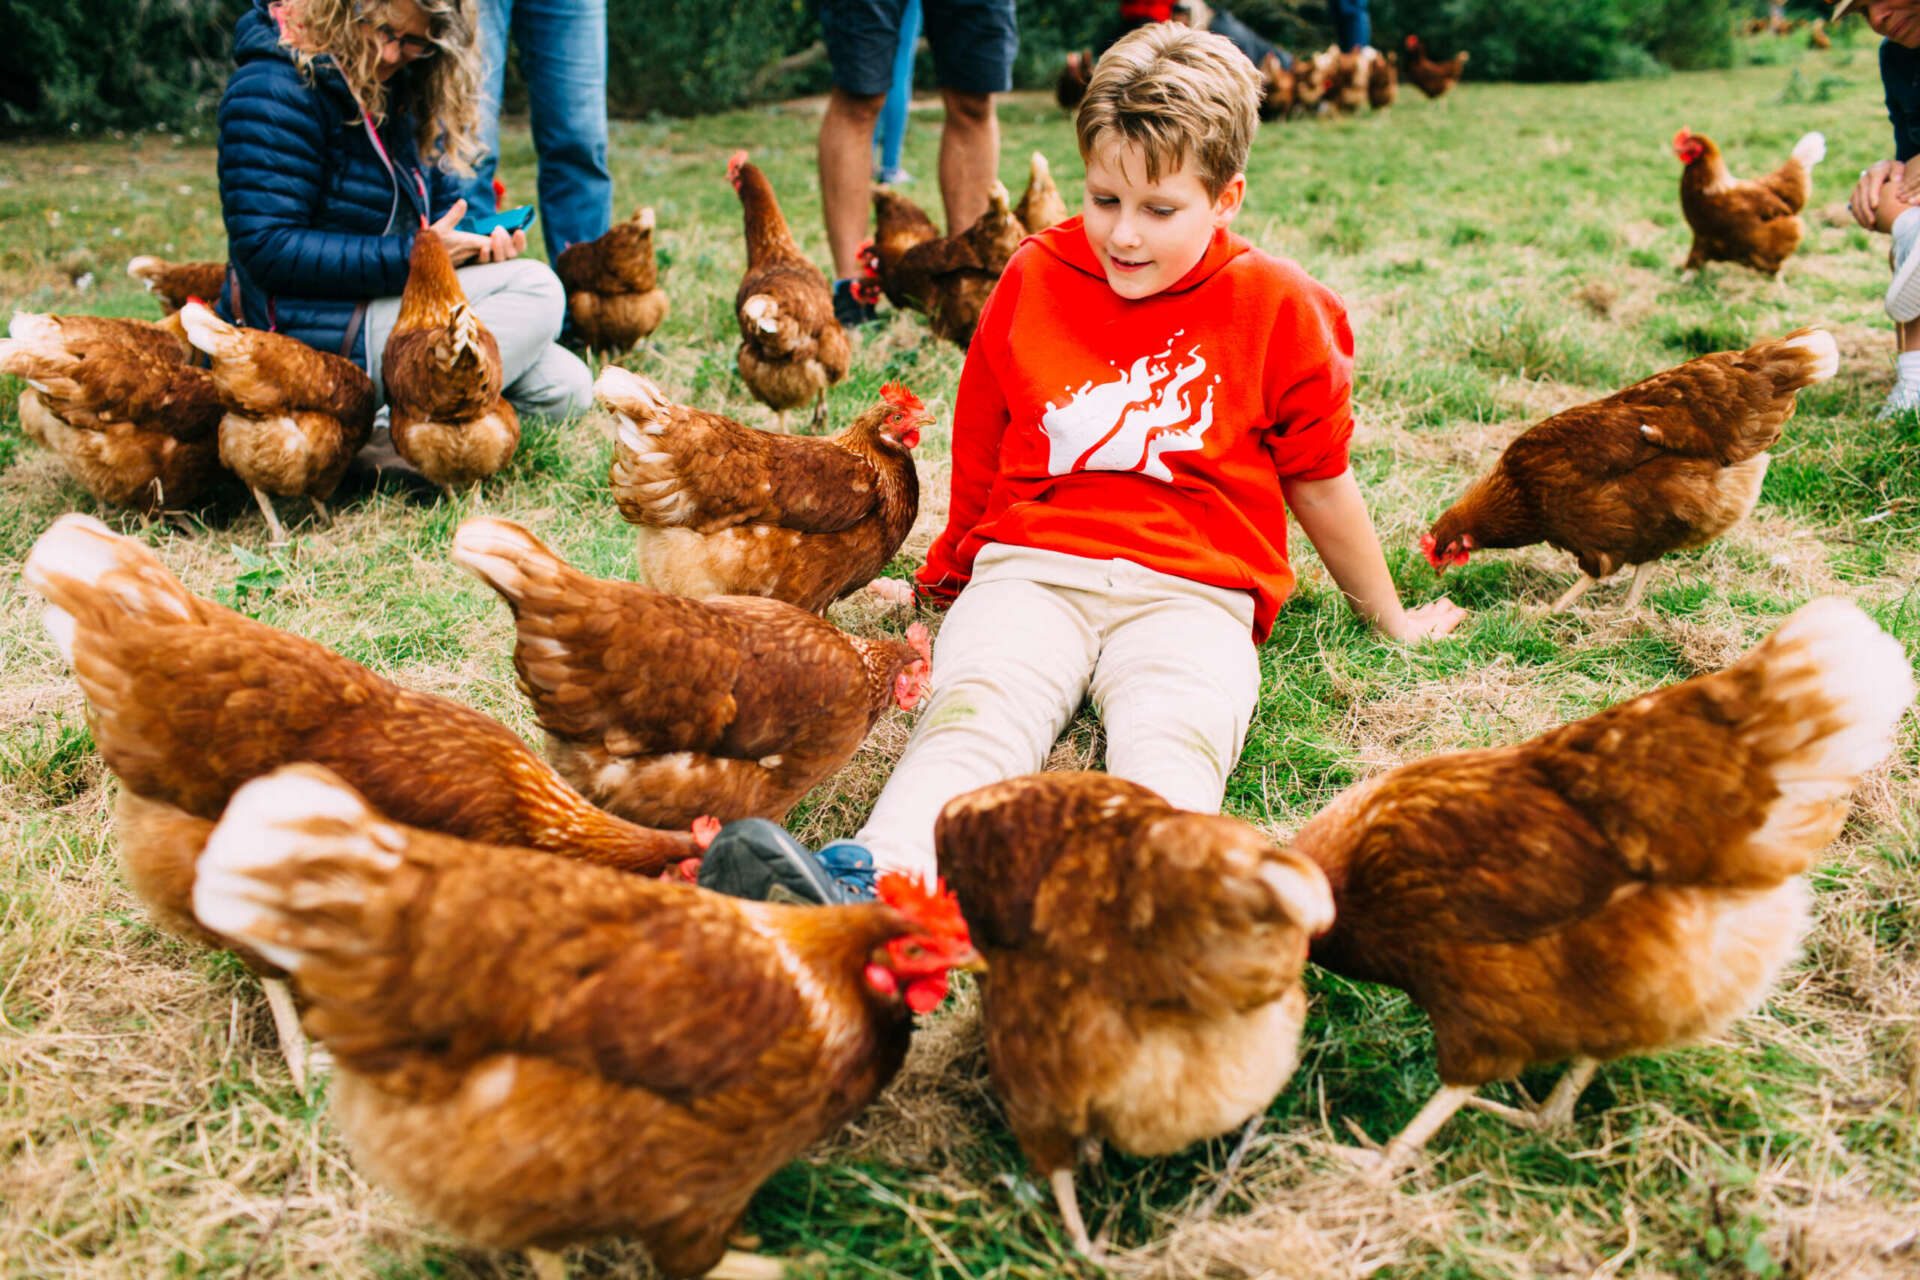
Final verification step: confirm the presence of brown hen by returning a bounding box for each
[452,515,932,829]
[0,311,224,513]
[862,187,942,311]
[1291,598,1913,1180]
[178,301,376,544]
[383,229,520,490]
[938,773,1333,1258]
[729,151,850,432]
[24,515,708,1080]
[1674,128,1824,279]
[126,255,228,315]
[1403,35,1470,101]
[1424,327,1837,611]
[553,206,670,355]
[193,764,979,1280]
[600,369,926,612]
[1014,151,1070,233]
[889,179,1025,347]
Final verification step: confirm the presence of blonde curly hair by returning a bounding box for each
[278,0,486,177]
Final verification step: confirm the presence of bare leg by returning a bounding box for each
[1620,562,1655,610]
[249,485,289,546]
[1550,574,1597,612]
[310,496,332,528]
[527,1248,568,1280]
[774,409,789,434]
[261,977,309,1094]
[939,89,1000,235]
[818,88,886,279]
[1050,1166,1101,1260]
[705,1251,788,1279]
[811,389,826,432]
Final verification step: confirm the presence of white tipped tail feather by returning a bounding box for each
[23,514,193,663]
[177,299,240,361]
[1737,598,1914,862]
[192,764,406,974]
[1791,131,1826,169]
[450,516,550,600]
[1781,327,1840,382]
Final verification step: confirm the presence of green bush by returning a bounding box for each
[605,0,822,118]
[1364,0,1733,81]
[0,0,247,134]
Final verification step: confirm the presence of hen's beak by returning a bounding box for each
[957,946,988,974]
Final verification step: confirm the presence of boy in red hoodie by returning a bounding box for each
[701,23,1463,904]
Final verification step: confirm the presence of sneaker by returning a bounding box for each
[1888,207,1920,323]
[1878,380,1920,419]
[832,277,880,329]
[875,165,914,186]
[696,818,878,904]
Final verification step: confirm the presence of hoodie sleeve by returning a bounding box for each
[1263,272,1354,482]
[217,60,418,301]
[915,261,1022,605]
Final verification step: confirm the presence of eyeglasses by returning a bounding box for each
[358,16,437,59]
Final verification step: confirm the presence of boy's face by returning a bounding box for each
[1082,142,1246,301]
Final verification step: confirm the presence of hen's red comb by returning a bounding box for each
[185,296,208,308]
[880,382,923,413]
[878,872,970,941]
[727,150,750,184]
[1672,127,1693,146]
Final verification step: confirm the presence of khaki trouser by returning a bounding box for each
[364,258,592,419]
[859,543,1264,884]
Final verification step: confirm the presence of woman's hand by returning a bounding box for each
[1852,159,1905,230]
[426,199,527,265]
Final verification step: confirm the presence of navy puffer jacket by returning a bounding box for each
[216,0,463,365]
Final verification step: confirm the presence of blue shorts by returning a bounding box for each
[819,0,1017,97]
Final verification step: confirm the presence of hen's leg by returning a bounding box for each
[1466,1057,1599,1131]
[310,497,332,529]
[1334,1083,1480,1185]
[1050,1167,1101,1260]
[249,485,290,546]
[260,977,310,1093]
[1550,574,1597,612]
[526,1248,568,1280]
[1619,562,1655,610]
[774,409,789,434]
[811,389,826,433]
[705,1252,788,1279]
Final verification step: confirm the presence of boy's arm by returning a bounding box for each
[1281,469,1465,643]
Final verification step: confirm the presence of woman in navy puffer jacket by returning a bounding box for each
[216,0,590,420]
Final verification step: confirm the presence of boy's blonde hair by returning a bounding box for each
[1075,24,1260,198]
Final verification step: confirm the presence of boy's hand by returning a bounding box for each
[1383,597,1467,643]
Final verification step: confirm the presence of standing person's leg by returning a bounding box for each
[1329,0,1369,52]
[1088,563,1261,816]
[924,0,1016,234]
[876,0,922,183]
[817,0,903,322]
[1874,178,1920,414]
[513,0,612,258]
[461,0,513,219]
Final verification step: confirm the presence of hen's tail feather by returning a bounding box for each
[1790,131,1826,169]
[127,256,163,286]
[1739,597,1913,830]
[1258,851,1336,936]
[177,299,246,364]
[450,515,568,606]
[1766,326,1840,384]
[193,764,408,975]
[594,366,669,438]
[24,515,196,663]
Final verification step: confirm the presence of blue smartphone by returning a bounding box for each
[466,205,536,236]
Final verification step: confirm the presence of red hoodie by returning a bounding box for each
[916,216,1354,642]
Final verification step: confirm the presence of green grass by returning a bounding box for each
[3,35,1920,1280]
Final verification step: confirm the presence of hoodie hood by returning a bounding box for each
[1028,215,1251,296]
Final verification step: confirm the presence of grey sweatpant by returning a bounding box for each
[364,257,592,419]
